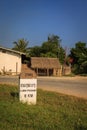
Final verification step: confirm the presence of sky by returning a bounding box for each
[0,0,87,50]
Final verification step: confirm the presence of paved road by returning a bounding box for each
[37,76,87,99]
[0,75,19,85]
[0,76,87,99]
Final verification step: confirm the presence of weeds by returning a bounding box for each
[0,84,87,130]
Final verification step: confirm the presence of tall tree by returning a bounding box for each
[69,41,87,74]
[41,34,65,64]
[29,46,42,57]
[48,34,61,46]
[29,34,65,64]
[12,38,29,54]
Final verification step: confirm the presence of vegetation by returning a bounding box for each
[0,84,87,130]
[12,38,29,54]
[29,35,65,64]
[69,42,87,74]
[12,38,30,63]
[12,35,66,64]
[12,36,87,74]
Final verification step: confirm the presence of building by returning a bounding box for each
[0,46,25,75]
[62,65,71,75]
[30,57,62,76]
[0,46,70,76]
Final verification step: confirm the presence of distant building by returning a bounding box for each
[30,57,62,76]
[62,65,71,75]
[0,46,25,75]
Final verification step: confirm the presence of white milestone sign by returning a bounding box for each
[20,79,37,105]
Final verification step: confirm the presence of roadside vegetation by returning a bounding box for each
[69,42,87,75]
[0,84,87,130]
[12,35,87,75]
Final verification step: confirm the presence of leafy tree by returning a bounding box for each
[42,35,61,53]
[69,42,87,74]
[29,46,42,57]
[41,41,57,57]
[48,34,61,46]
[41,52,57,57]
[58,47,66,64]
[41,34,65,64]
[12,38,29,54]
[29,34,65,64]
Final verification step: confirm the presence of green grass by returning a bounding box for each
[0,84,87,130]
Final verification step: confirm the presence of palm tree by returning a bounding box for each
[12,38,29,53]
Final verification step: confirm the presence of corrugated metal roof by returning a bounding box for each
[0,46,25,55]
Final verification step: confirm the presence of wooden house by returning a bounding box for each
[30,57,62,76]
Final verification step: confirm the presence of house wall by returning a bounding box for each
[63,66,71,75]
[53,67,62,77]
[0,50,21,75]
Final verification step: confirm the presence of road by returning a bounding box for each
[37,76,87,99]
[0,75,87,99]
[0,75,19,85]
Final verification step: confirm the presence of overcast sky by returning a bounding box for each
[0,0,87,49]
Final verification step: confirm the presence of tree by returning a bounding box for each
[12,38,29,54]
[69,41,87,74]
[48,34,61,45]
[29,34,65,64]
[41,41,57,57]
[29,46,42,57]
[41,34,65,64]
[58,47,66,64]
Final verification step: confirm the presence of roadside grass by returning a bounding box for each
[63,73,75,77]
[0,84,87,130]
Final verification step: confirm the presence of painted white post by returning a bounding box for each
[19,72,37,105]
